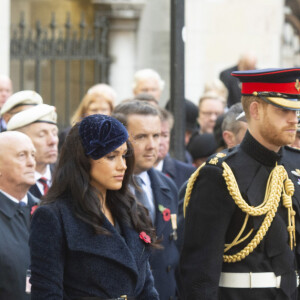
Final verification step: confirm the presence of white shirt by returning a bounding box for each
[155,160,164,172]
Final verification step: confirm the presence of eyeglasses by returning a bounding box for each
[200,111,222,117]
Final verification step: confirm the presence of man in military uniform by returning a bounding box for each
[180,68,300,300]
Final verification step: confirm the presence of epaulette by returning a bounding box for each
[184,147,238,217]
[206,146,238,168]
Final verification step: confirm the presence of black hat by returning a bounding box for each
[187,132,217,160]
[79,114,128,160]
[185,99,199,132]
[232,68,300,110]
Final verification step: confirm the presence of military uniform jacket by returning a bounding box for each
[180,131,299,300]
[0,191,38,300]
[29,198,159,300]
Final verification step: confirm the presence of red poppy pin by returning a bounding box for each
[139,231,151,244]
[31,205,38,216]
[158,204,171,222]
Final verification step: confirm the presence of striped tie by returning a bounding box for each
[38,177,49,195]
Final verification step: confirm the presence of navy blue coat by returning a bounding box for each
[29,199,159,300]
[147,168,180,300]
[162,155,196,190]
[0,191,39,300]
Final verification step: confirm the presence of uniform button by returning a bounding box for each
[166,265,172,272]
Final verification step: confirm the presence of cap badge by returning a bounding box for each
[295,79,300,92]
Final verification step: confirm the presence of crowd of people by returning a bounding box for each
[1,55,300,300]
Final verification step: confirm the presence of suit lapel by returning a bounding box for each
[29,184,42,199]
[148,168,173,236]
[162,155,176,180]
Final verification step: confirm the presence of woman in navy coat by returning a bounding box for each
[29,114,159,300]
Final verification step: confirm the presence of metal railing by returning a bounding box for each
[10,12,110,127]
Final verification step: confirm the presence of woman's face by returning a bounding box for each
[85,97,112,116]
[89,142,127,196]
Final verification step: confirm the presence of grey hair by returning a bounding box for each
[221,103,245,134]
[132,68,165,91]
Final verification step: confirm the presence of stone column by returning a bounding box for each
[0,0,11,75]
[92,0,146,103]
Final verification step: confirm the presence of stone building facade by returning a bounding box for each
[2,0,290,110]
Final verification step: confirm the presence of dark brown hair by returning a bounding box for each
[42,123,159,246]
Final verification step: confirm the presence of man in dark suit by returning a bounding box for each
[180,68,300,300]
[219,53,257,107]
[7,104,58,198]
[154,107,196,189]
[114,101,179,300]
[0,131,39,300]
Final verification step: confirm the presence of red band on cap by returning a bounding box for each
[242,82,300,95]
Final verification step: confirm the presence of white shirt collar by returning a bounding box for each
[35,164,52,182]
[0,190,28,204]
[154,160,164,172]
[138,171,150,187]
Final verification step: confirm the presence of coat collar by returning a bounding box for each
[162,155,176,179]
[240,131,282,167]
[0,191,37,219]
[59,200,150,280]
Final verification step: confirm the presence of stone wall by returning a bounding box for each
[9,0,285,107]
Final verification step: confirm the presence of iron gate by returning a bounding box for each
[10,12,110,128]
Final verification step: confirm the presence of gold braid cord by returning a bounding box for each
[183,163,206,217]
[222,162,296,263]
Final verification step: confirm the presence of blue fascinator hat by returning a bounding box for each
[79,114,129,160]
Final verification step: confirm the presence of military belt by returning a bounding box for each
[219,272,281,288]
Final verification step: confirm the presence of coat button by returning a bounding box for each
[166,265,172,272]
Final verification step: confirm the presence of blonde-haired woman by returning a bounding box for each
[71,91,115,124]
[59,84,116,150]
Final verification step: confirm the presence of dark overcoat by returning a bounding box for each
[219,65,241,107]
[180,131,300,300]
[0,191,38,300]
[147,168,180,300]
[29,198,159,300]
[162,155,196,190]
